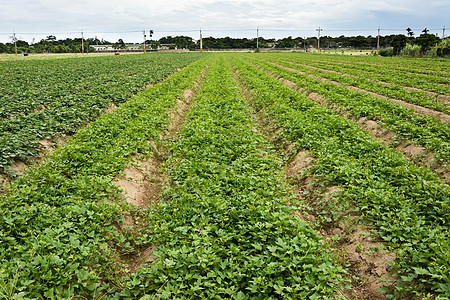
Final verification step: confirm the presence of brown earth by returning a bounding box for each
[113,66,208,275]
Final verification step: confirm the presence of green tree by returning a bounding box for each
[0,42,7,53]
[406,27,414,37]
[46,35,57,42]
[391,34,408,54]
[415,33,440,54]
[113,39,126,50]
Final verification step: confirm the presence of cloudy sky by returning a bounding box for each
[1,0,448,43]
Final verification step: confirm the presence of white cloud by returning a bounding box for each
[0,0,448,43]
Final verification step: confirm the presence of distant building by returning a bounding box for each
[92,43,177,52]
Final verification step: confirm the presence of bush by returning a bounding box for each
[401,43,421,56]
[379,48,393,56]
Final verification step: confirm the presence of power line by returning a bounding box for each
[2,26,448,44]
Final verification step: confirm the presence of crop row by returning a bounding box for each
[118,55,347,299]
[312,54,450,76]
[260,53,449,113]
[308,58,450,91]
[232,54,450,297]
[0,53,204,174]
[245,55,450,164]
[0,56,209,298]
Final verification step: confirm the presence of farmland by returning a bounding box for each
[0,52,449,299]
[0,53,204,175]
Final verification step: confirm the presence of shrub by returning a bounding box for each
[401,43,421,56]
[379,48,393,56]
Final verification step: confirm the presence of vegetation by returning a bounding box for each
[249,54,450,162]
[0,54,210,298]
[2,30,447,54]
[0,52,448,298]
[0,53,204,175]
[233,53,450,297]
[120,56,347,298]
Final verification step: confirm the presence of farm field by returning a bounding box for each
[0,52,449,299]
[0,53,204,175]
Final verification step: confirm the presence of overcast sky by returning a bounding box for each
[1,0,448,43]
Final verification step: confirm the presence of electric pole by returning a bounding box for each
[377,27,380,53]
[316,27,323,52]
[200,29,203,53]
[256,27,259,49]
[443,26,446,39]
[81,30,84,54]
[13,32,17,56]
[143,29,146,53]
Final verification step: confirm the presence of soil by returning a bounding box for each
[121,245,158,274]
[105,103,118,114]
[114,157,166,209]
[9,160,27,176]
[113,66,208,275]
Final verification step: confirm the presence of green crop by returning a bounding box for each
[0,55,210,298]
[0,53,204,174]
[232,54,449,298]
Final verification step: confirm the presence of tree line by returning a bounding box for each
[0,29,447,55]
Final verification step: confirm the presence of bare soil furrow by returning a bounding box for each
[114,66,208,275]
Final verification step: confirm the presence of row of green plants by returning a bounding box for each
[232,54,450,298]
[0,53,204,174]
[291,54,450,94]
[0,56,209,299]
[263,54,449,114]
[246,55,450,164]
[314,53,450,74]
[118,55,347,298]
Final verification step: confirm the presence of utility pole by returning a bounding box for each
[13,32,17,56]
[256,27,259,49]
[377,27,380,53]
[81,30,84,54]
[316,27,323,52]
[200,29,203,53]
[143,29,146,53]
[443,26,446,39]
